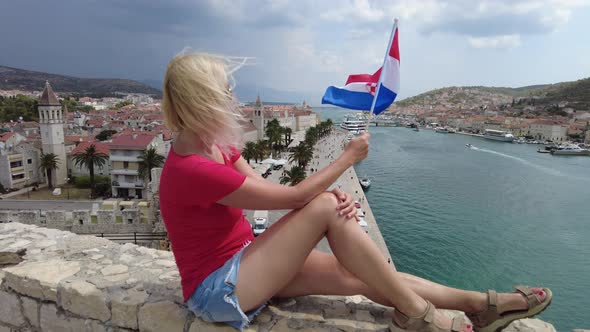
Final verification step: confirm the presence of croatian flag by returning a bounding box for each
[322,23,400,115]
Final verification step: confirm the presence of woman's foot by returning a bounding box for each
[467,286,552,331]
[392,300,473,332]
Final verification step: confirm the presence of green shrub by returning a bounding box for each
[74,175,111,188]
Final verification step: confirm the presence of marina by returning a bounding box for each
[316,107,590,331]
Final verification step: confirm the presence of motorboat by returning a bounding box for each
[435,127,449,133]
[359,178,371,189]
[550,144,590,156]
[465,143,472,148]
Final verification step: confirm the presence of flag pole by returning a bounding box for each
[365,18,398,133]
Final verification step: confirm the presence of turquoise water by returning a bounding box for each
[315,107,590,331]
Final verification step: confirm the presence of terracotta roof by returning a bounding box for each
[39,81,61,106]
[109,133,155,150]
[70,141,110,156]
[0,132,15,142]
[65,135,95,144]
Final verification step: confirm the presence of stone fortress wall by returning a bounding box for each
[0,223,561,332]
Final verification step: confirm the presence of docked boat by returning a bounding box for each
[435,127,449,133]
[413,127,419,132]
[550,144,590,156]
[359,178,371,190]
[483,129,515,142]
[340,115,366,135]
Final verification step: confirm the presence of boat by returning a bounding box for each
[483,129,515,142]
[465,143,472,148]
[550,144,590,156]
[359,178,371,190]
[340,115,366,135]
[435,127,449,133]
[413,127,419,132]
[537,149,551,153]
[447,128,456,133]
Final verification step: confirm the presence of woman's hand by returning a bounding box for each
[342,132,370,164]
[331,188,359,220]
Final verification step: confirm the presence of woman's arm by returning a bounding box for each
[218,133,369,210]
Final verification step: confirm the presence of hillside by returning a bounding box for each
[396,78,590,110]
[0,66,161,97]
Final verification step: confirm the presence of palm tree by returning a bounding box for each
[72,144,109,198]
[280,166,306,186]
[254,140,269,162]
[284,127,292,146]
[242,142,257,164]
[289,143,313,167]
[38,153,59,189]
[265,119,283,152]
[138,147,166,182]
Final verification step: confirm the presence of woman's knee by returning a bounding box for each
[306,192,339,215]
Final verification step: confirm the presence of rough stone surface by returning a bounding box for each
[40,303,86,332]
[0,290,25,327]
[59,280,111,322]
[138,301,188,332]
[21,296,39,328]
[4,259,80,301]
[111,289,148,330]
[0,223,563,332]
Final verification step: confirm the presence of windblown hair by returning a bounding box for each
[162,51,245,156]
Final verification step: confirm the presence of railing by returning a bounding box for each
[112,181,144,188]
[109,156,140,162]
[10,166,25,174]
[111,169,139,175]
[85,232,168,245]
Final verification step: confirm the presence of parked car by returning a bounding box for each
[252,210,269,236]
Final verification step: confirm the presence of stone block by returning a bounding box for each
[0,271,4,288]
[22,296,39,328]
[72,210,90,226]
[58,280,110,322]
[0,290,25,327]
[189,319,236,332]
[138,301,188,332]
[0,211,11,223]
[18,210,40,224]
[45,210,67,226]
[100,264,128,276]
[97,210,114,224]
[3,259,80,301]
[40,303,86,332]
[111,289,149,330]
[354,309,375,323]
[121,209,139,225]
[505,318,557,332]
[0,325,10,332]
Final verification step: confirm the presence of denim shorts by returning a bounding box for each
[186,247,267,331]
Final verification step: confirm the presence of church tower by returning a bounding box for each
[38,81,67,187]
[254,94,265,140]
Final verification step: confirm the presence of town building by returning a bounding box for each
[528,120,568,142]
[0,132,43,190]
[109,133,160,199]
[38,81,68,187]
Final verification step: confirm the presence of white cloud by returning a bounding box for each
[467,34,522,49]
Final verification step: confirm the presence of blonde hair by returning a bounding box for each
[162,51,245,156]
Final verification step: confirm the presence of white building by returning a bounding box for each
[38,81,68,187]
[0,132,41,190]
[528,120,568,142]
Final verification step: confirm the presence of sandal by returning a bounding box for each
[390,300,472,332]
[467,286,553,332]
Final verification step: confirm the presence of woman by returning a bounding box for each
[159,52,552,332]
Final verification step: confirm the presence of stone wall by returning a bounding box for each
[0,223,562,332]
[0,209,155,235]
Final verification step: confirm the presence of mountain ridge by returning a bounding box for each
[0,65,161,97]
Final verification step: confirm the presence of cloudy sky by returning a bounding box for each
[1,0,589,104]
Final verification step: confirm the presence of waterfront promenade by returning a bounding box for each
[245,129,392,263]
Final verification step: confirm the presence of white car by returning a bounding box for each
[358,219,368,233]
[252,217,268,236]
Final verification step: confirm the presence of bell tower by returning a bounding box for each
[254,94,265,140]
[38,81,67,186]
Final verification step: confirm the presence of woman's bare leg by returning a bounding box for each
[275,250,544,315]
[235,193,468,331]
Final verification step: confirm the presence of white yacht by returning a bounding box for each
[435,127,449,133]
[483,129,515,142]
[550,144,590,156]
[340,115,366,135]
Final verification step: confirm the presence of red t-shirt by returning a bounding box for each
[159,146,253,301]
